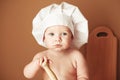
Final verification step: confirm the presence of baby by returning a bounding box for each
[23,2,89,80]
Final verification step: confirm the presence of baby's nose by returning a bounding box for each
[55,35,61,42]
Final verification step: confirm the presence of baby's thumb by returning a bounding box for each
[43,56,47,63]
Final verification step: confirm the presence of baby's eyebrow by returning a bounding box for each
[64,29,71,32]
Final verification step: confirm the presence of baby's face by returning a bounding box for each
[44,25,73,51]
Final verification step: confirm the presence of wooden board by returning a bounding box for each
[86,26,117,80]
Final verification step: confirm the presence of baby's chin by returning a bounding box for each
[52,48,65,52]
[52,47,70,52]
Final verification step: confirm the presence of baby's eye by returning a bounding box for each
[62,32,67,36]
[49,33,54,36]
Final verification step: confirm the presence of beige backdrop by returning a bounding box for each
[0,0,120,80]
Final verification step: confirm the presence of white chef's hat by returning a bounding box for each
[32,2,88,49]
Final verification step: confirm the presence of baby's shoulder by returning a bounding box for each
[69,48,84,58]
[69,48,86,66]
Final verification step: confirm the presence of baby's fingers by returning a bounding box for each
[43,56,47,63]
[43,56,53,64]
[39,56,48,68]
[39,57,44,65]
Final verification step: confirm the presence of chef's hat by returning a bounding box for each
[32,2,88,49]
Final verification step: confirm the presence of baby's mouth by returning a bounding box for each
[54,44,62,47]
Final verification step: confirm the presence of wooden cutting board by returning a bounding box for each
[86,26,117,80]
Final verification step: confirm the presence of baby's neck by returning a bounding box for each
[47,48,71,57]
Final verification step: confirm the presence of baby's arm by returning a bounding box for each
[23,53,57,80]
[23,54,41,78]
[75,51,89,80]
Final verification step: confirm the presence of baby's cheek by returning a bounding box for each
[47,40,53,45]
[45,41,53,48]
[44,39,52,45]
[67,38,72,43]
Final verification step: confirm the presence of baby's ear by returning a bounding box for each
[43,36,45,42]
[71,34,74,40]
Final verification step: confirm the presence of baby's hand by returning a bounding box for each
[40,57,57,80]
[39,56,49,68]
[33,56,52,69]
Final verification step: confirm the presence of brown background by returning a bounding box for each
[0,0,120,80]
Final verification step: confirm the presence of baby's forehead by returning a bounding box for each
[45,25,72,32]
